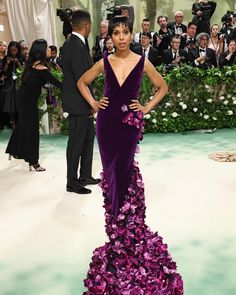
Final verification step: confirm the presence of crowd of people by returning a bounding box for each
[92,1,236,70]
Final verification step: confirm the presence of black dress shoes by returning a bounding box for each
[66,184,91,194]
[79,177,101,186]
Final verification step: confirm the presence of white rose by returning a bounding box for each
[177,93,181,97]
[193,108,198,112]
[165,102,171,107]
[182,104,187,110]
[179,101,184,106]
[227,110,233,115]
[161,112,166,116]
[194,99,198,102]
[63,112,69,118]
[227,94,232,98]
[149,96,153,100]
[223,100,228,105]
[213,117,217,121]
[163,118,168,121]
[233,100,236,105]
[207,99,212,103]
[199,113,203,117]
[145,114,151,119]
[204,115,209,119]
[152,118,157,123]
[219,96,224,100]
[172,112,178,118]
[205,85,209,89]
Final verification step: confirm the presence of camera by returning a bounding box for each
[221,10,233,27]
[106,5,135,24]
[56,8,73,21]
[56,8,73,39]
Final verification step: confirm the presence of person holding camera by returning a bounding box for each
[153,16,173,61]
[2,41,24,130]
[192,0,217,35]
[163,35,188,70]
[188,32,217,69]
[180,22,198,52]
[219,39,236,67]
[220,11,234,52]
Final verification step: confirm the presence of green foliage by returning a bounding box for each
[16,65,236,134]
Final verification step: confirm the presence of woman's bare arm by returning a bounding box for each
[129,59,168,114]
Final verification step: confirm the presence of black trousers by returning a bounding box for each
[66,114,95,186]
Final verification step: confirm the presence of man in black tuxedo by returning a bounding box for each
[188,32,217,69]
[167,11,187,36]
[163,35,188,67]
[180,22,197,51]
[132,32,161,67]
[62,10,100,194]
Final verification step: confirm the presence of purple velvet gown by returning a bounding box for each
[83,54,184,294]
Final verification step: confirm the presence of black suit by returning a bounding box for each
[132,45,161,67]
[188,47,217,68]
[163,49,188,65]
[167,22,187,36]
[62,33,95,187]
[219,52,236,67]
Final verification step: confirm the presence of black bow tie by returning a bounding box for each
[176,25,182,28]
[199,49,206,52]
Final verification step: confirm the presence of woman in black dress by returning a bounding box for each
[2,41,23,129]
[6,39,62,171]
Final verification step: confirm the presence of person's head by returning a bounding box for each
[121,7,129,17]
[157,16,168,29]
[99,20,108,35]
[19,40,29,59]
[175,11,184,24]
[71,9,91,38]
[196,32,210,48]
[210,24,220,37]
[108,16,133,52]
[22,39,50,82]
[228,39,236,53]
[7,41,21,58]
[187,22,197,37]
[141,32,152,48]
[49,45,58,59]
[0,41,7,54]
[104,36,114,52]
[170,35,181,50]
[141,18,151,33]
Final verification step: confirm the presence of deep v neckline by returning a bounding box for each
[107,55,143,88]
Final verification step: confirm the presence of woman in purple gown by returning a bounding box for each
[78,16,184,294]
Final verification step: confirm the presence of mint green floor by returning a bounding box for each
[0,128,236,295]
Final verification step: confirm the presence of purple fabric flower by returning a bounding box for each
[83,162,184,295]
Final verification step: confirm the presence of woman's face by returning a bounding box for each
[111,24,131,51]
[0,43,7,53]
[229,41,236,53]
[211,25,219,37]
[9,46,18,57]
[46,47,51,58]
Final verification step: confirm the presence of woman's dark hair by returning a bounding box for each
[22,39,48,83]
[7,41,21,58]
[108,16,133,36]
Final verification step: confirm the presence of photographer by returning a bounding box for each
[163,35,188,71]
[153,16,173,60]
[180,22,197,51]
[220,11,234,51]
[192,0,217,35]
[188,32,217,69]
[92,20,108,63]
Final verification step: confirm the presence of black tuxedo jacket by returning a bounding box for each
[62,34,93,115]
[188,47,217,68]
[167,22,187,35]
[132,45,161,67]
[163,49,188,65]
